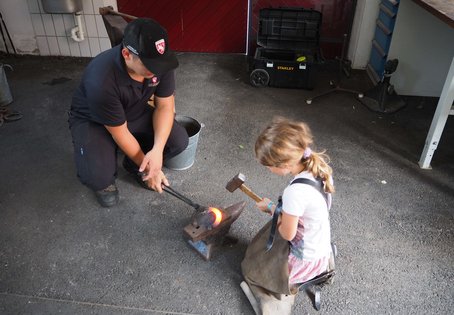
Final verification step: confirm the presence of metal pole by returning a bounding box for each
[0,17,9,54]
[0,12,16,54]
[418,57,454,169]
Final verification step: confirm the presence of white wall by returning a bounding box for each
[0,0,117,57]
[388,0,454,96]
[0,0,37,54]
[348,0,381,69]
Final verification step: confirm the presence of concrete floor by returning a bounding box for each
[0,52,453,315]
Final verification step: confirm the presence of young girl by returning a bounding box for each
[256,116,334,288]
[243,116,334,301]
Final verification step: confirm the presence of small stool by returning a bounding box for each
[296,243,337,311]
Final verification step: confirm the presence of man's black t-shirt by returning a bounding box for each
[70,44,175,126]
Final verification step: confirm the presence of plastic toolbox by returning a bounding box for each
[250,7,322,89]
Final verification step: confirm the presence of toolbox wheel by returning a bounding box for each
[306,99,312,105]
[250,69,270,87]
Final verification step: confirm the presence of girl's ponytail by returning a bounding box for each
[302,149,335,194]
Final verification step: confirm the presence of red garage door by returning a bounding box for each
[118,0,248,53]
[118,0,355,58]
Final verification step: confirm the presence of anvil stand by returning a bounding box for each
[183,201,246,260]
[358,59,406,113]
[306,34,364,105]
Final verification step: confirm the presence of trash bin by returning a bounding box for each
[0,64,13,107]
[165,115,202,170]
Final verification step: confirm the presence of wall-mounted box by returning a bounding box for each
[41,0,82,14]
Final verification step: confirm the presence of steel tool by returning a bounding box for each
[226,173,262,202]
[139,172,246,260]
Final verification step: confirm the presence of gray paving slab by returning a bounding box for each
[0,52,453,315]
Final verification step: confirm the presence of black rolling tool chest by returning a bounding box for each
[250,7,322,89]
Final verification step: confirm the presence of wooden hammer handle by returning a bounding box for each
[99,6,138,20]
[240,185,262,202]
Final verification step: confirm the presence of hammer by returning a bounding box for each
[226,173,262,202]
[99,6,138,20]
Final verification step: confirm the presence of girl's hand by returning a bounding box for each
[256,197,274,215]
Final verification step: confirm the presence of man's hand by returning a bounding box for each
[138,94,175,192]
[139,148,163,179]
[143,170,169,193]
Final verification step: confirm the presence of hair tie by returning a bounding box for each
[303,147,312,159]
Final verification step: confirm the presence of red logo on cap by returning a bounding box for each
[155,39,165,55]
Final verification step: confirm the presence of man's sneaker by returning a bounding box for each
[122,157,137,174]
[131,172,153,191]
[95,184,119,207]
[122,158,152,191]
[137,175,153,190]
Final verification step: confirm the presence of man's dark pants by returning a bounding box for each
[69,110,188,191]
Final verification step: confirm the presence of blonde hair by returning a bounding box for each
[255,117,335,193]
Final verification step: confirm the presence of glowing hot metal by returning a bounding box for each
[184,201,246,260]
[210,207,223,227]
[156,183,245,260]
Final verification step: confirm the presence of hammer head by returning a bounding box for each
[226,173,246,192]
[99,6,114,15]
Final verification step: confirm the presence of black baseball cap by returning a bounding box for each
[123,18,178,75]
